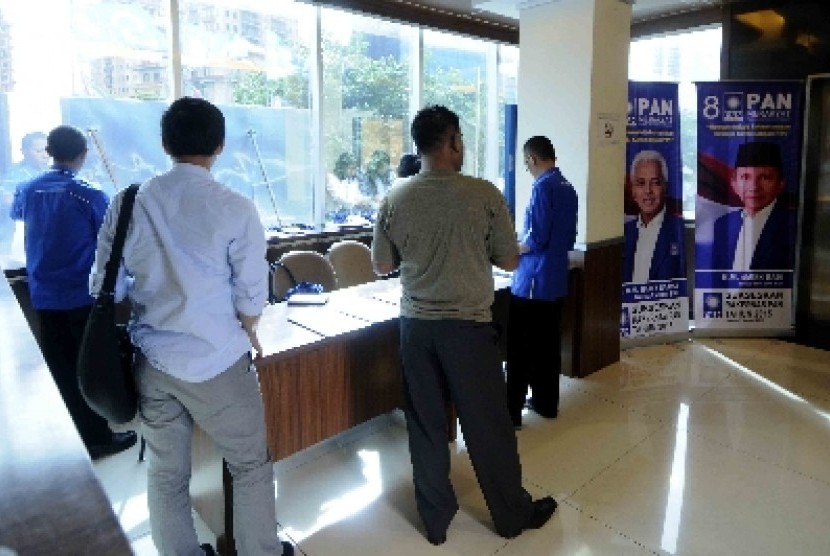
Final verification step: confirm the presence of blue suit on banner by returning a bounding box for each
[700,141,796,271]
[623,212,686,283]
[706,200,794,270]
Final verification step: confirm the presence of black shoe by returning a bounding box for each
[280,540,295,555]
[501,496,558,538]
[200,544,216,556]
[524,496,557,530]
[427,531,447,545]
[88,431,138,460]
[527,398,558,419]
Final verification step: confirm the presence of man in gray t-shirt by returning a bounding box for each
[374,168,515,323]
[372,105,557,545]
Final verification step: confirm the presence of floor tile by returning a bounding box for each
[91,338,830,556]
[570,428,830,555]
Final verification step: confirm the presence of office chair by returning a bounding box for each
[270,250,337,302]
[326,240,378,289]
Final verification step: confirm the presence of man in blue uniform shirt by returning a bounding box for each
[507,136,578,427]
[11,125,136,459]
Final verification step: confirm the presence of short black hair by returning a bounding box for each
[45,126,87,163]
[161,97,225,157]
[523,136,556,161]
[396,154,421,177]
[411,105,459,155]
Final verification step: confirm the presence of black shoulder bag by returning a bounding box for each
[77,184,140,424]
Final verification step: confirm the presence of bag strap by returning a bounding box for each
[101,184,140,295]
[268,260,299,303]
[270,260,297,286]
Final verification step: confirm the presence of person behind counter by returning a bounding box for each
[2,131,51,258]
[396,153,421,178]
[371,105,557,545]
[90,97,293,556]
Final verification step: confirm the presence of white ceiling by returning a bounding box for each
[419,0,724,23]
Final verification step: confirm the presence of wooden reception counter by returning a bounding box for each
[0,269,132,555]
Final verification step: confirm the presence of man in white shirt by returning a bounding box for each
[90,97,292,556]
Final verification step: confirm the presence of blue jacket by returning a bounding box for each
[701,200,795,270]
[11,166,109,310]
[623,211,686,283]
[511,167,578,300]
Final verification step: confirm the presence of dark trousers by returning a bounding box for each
[399,317,532,538]
[506,294,564,420]
[37,306,112,446]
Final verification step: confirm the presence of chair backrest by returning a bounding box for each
[326,240,377,289]
[270,250,338,302]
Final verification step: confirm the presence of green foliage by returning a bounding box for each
[323,36,408,119]
[230,30,488,174]
[233,70,310,108]
[423,57,486,174]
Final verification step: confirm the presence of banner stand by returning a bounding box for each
[620,82,689,346]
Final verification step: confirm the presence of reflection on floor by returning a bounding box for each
[94,338,830,555]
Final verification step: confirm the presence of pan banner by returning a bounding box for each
[694,81,803,333]
[621,81,688,343]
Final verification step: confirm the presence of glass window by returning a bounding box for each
[629,26,722,218]
[0,0,513,259]
[0,0,173,265]
[320,9,416,227]
[178,0,316,230]
[423,30,489,177]
[496,44,519,191]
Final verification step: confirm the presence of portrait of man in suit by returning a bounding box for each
[623,149,686,284]
[706,141,795,271]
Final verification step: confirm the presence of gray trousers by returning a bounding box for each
[136,353,283,556]
[399,318,533,538]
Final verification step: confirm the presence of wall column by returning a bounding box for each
[517,0,631,375]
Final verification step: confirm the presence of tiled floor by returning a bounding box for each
[94,338,830,555]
